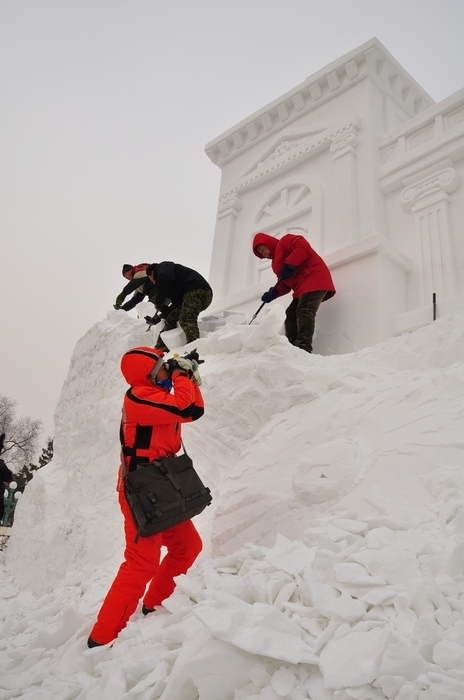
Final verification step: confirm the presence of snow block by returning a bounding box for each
[135,301,155,319]
[218,330,243,354]
[319,626,391,689]
[410,616,442,662]
[183,639,254,700]
[198,315,226,333]
[193,592,319,664]
[433,639,464,670]
[327,590,367,621]
[160,325,186,350]
[379,639,427,679]
[246,306,286,348]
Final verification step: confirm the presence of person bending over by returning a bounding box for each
[113,264,156,312]
[253,232,335,354]
[146,262,212,350]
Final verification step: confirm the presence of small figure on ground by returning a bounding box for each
[0,452,13,524]
[113,264,156,312]
[88,346,205,648]
[145,262,213,350]
[252,232,335,353]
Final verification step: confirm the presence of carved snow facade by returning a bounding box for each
[205,38,464,354]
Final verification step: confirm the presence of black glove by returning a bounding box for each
[279,263,297,280]
[145,313,163,326]
[183,348,204,365]
[114,293,126,309]
[261,288,278,303]
[155,304,171,319]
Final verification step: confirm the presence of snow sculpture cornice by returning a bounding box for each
[205,37,433,167]
[217,117,361,206]
[379,89,464,192]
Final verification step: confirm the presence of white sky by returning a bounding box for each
[1,0,464,442]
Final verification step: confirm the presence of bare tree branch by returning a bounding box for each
[0,395,42,471]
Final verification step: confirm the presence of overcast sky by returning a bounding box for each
[1,0,463,444]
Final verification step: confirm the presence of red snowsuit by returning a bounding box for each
[253,232,335,353]
[89,347,204,645]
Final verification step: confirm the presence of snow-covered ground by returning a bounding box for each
[1,306,464,700]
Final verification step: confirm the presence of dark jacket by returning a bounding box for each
[0,459,13,485]
[120,266,157,311]
[151,262,212,309]
[121,277,157,311]
[0,459,13,521]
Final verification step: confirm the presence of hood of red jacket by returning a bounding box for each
[120,346,165,387]
[252,232,278,259]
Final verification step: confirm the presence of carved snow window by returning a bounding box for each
[255,184,312,225]
[250,181,320,286]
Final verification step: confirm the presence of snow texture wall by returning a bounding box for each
[2,307,464,698]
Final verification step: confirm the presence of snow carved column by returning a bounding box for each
[209,194,242,298]
[400,165,460,306]
[330,125,359,248]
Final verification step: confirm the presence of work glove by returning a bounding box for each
[144,313,163,326]
[183,348,204,365]
[279,263,297,280]
[114,293,126,310]
[166,357,202,385]
[261,288,278,303]
[166,357,192,377]
[155,303,171,319]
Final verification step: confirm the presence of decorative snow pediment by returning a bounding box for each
[218,116,361,204]
[205,38,434,168]
[243,123,328,175]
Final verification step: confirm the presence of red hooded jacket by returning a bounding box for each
[253,232,335,301]
[118,347,204,485]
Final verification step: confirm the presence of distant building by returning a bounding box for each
[205,38,464,354]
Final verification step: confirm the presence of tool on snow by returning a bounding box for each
[145,312,163,331]
[248,279,281,325]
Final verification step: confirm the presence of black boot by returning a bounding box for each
[142,605,154,615]
[87,637,103,648]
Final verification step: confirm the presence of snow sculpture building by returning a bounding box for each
[205,38,464,354]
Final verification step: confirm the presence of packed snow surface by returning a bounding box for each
[1,306,464,699]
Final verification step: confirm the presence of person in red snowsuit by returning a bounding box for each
[88,346,204,647]
[253,232,336,353]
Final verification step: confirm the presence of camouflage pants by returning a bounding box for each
[155,288,213,349]
[285,290,327,354]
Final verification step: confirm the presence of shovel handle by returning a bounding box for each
[248,278,281,325]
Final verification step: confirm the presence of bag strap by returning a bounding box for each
[119,421,190,478]
[120,423,127,479]
[180,438,189,457]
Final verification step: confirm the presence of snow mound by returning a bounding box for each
[1,307,464,699]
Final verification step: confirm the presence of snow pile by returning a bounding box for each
[1,306,464,699]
